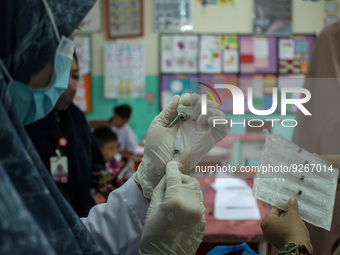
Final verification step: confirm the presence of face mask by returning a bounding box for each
[54,77,78,111]
[0,0,74,125]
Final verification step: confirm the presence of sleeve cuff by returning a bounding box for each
[278,243,312,255]
[117,178,149,225]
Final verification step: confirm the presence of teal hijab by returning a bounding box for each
[0,0,103,254]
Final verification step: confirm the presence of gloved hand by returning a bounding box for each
[133,93,228,199]
[139,161,206,255]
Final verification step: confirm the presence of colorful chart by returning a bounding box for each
[278,36,315,74]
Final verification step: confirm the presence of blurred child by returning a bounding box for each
[93,126,120,175]
[111,105,138,159]
[93,126,135,188]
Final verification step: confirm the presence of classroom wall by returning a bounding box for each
[85,0,337,142]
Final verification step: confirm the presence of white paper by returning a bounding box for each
[199,35,221,73]
[74,36,91,76]
[279,39,295,60]
[135,145,144,155]
[161,35,198,73]
[207,146,229,156]
[223,49,239,73]
[183,35,199,73]
[75,87,85,98]
[214,181,261,220]
[161,91,174,110]
[254,38,269,59]
[173,36,187,73]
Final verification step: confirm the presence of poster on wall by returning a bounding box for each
[278,35,315,74]
[199,35,222,73]
[73,35,92,113]
[105,0,143,39]
[324,2,339,26]
[105,41,145,98]
[161,34,239,74]
[239,35,277,74]
[254,0,292,35]
[160,35,199,73]
[325,15,339,26]
[239,74,277,113]
[161,74,198,109]
[76,0,102,33]
[154,0,193,32]
[218,35,239,73]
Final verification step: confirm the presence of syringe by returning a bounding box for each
[172,127,182,167]
[281,186,328,210]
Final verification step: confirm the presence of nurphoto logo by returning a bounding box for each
[198,83,311,128]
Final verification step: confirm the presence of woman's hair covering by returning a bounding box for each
[0,0,104,254]
[0,0,95,84]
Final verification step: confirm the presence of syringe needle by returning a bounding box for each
[168,116,178,127]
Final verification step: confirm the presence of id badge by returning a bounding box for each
[50,156,69,183]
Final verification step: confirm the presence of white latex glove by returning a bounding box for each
[139,161,206,255]
[133,93,228,199]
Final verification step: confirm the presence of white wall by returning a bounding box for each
[90,0,338,76]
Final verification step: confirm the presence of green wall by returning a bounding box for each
[86,75,296,143]
[86,75,160,142]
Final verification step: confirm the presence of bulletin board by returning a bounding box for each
[105,0,143,39]
[73,35,92,113]
[159,33,315,113]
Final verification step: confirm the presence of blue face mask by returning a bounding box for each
[0,0,74,125]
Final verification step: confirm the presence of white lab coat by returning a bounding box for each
[82,178,149,255]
